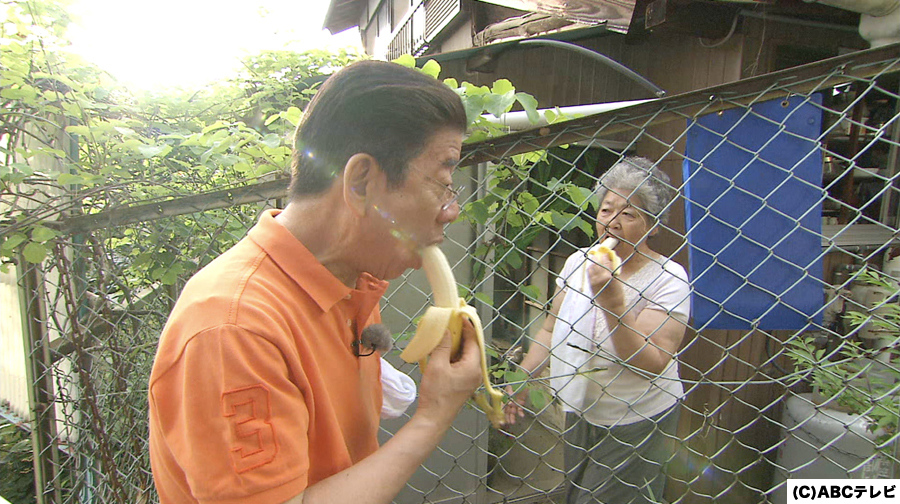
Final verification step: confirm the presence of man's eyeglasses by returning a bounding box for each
[422,174,462,212]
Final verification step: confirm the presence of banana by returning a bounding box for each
[588,237,622,276]
[399,245,505,428]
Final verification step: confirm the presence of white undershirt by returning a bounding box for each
[549,247,691,426]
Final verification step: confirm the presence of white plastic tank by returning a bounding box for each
[884,255,900,290]
[770,392,886,502]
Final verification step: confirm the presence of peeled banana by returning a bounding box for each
[399,246,505,428]
[588,237,622,276]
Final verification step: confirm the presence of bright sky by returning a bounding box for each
[65,0,363,91]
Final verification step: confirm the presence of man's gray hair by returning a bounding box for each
[595,156,676,225]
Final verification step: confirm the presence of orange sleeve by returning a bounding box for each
[150,325,311,504]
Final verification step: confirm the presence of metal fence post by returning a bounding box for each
[20,259,62,504]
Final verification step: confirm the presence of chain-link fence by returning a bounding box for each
[5,43,900,503]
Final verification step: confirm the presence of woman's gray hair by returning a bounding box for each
[595,156,676,225]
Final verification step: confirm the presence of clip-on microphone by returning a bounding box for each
[353,323,393,357]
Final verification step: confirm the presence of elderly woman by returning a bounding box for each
[504,157,690,504]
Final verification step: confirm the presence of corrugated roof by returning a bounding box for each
[323,0,636,34]
[476,0,635,32]
[415,24,610,64]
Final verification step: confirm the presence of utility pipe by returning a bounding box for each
[803,0,899,17]
[517,39,666,98]
[803,0,900,47]
[482,99,655,130]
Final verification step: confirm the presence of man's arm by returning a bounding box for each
[284,323,482,504]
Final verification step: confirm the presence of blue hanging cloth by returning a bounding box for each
[683,94,825,330]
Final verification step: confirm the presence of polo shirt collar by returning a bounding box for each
[248,209,388,312]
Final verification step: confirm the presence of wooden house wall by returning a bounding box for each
[438,19,869,502]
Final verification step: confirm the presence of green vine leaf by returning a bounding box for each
[260,133,282,148]
[462,82,490,96]
[22,242,47,263]
[65,125,92,136]
[566,185,596,211]
[283,106,303,126]
[138,144,172,159]
[504,250,523,270]
[515,92,540,124]
[421,59,441,78]
[464,199,491,226]
[491,79,514,95]
[529,389,549,410]
[518,192,540,215]
[474,291,494,307]
[0,84,37,101]
[484,91,516,118]
[1,233,28,255]
[30,225,58,243]
[521,285,543,302]
[392,54,416,68]
[463,93,486,127]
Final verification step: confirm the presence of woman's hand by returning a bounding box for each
[502,384,527,426]
[587,253,624,308]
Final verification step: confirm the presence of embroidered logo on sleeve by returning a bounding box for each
[222,385,278,473]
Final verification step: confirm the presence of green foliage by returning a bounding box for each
[395,58,598,281]
[1,1,595,456]
[0,1,363,275]
[0,8,365,500]
[233,48,362,136]
[787,335,899,435]
[484,344,552,411]
[785,268,900,444]
[0,419,35,504]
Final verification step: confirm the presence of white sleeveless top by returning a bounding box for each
[549,247,690,426]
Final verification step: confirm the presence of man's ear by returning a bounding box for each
[342,153,379,217]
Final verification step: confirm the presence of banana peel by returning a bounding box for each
[400,246,505,428]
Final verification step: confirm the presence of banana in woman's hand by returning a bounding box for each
[589,237,622,275]
[399,245,505,428]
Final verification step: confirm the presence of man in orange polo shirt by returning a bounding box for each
[148,60,483,504]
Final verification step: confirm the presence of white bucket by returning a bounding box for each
[885,256,900,290]
[770,393,887,502]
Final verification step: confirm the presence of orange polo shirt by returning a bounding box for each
[149,209,388,504]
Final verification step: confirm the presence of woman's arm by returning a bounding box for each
[587,260,688,375]
[503,287,566,425]
[600,306,686,375]
[517,288,565,377]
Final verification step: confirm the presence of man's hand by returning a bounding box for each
[296,321,483,504]
[414,318,482,428]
